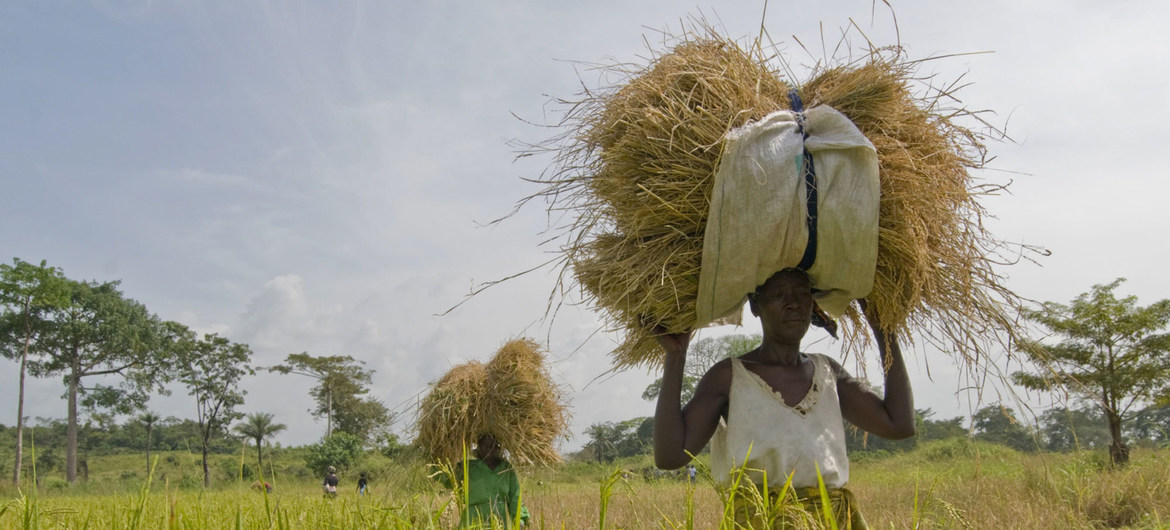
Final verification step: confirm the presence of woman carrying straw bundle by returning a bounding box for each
[521,26,1035,380]
[654,268,914,529]
[436,433,531,528]
[418,339,566,528]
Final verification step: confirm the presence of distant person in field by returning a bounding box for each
[654,268,915,529]
[438,433,530,528]
[322,466,339,497]
[358,472,369,495]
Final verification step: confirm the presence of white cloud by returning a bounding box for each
[235,274,313,354]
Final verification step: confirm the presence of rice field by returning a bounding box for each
[2,441,1167,529]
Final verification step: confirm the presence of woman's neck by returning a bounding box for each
[755,336,803,365]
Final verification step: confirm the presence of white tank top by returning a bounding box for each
[710,354,849,489]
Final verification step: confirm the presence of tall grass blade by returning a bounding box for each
[238,440,246,484]
[684,473,695,530]
[814,462,838,530]
[911,480,921,529]
[22,430,39,530]
[127,455,159,530]
[512,479,524,529]
[720,442,753,527]
[462,443,471,527]
[598,468,624,530]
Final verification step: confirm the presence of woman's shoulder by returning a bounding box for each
[805,353,853,382]
[691,357,736,404]
[699,357,735,387]
[704,356,738,376]
[808,352,844,369]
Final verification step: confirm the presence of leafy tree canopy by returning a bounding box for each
[0,258,71,358]
[173,326,254,487]
[1013,278,1170,465]
[270,352,392,443]
[1037,405,1110,452]
[0,258,71,485]
[26,277,175,482]
[971,404,1037,453]
[582,417,651,463]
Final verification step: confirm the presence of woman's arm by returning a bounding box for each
[653,332,730,469]
[837,301,916,439]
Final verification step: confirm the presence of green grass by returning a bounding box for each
[1,445,1167,529]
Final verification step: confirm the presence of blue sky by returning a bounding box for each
[3,0,1169,451]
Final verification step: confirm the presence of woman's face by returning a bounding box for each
[475,434,500,461]
[750,270,813,342]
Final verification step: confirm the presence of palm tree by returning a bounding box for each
[138,411,160,476]
[233,413,287,477]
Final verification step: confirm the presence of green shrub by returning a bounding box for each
[304,433,364,476]
[176,475,202,489]
[849,449,892,463]
[918,437,1015,462]
[216,456,253,483]
[1065,450,1108,473]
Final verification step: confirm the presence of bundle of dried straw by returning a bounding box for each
[415,339,569,465]
[415,361,489,465]
[484,339,570,465]
[526,25,1037,370]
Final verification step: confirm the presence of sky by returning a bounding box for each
[2,0,1169,453]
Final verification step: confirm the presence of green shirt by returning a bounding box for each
[442,459,530,528]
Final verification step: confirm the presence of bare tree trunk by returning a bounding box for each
[256,440,263,478]
[12,337,29,486]
[66,369,79,483]
[145,427,152,477]
[326,388,332,438]
[202,439,211,488]
[1107,411,1129,466]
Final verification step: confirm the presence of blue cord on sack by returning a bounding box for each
[788,89,819,272]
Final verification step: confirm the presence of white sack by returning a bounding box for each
[695,106,880,328]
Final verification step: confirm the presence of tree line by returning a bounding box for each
[580,277,1170,467]
[0,258,395,487]
[0,415,243,478]
[577,402,1170,465]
